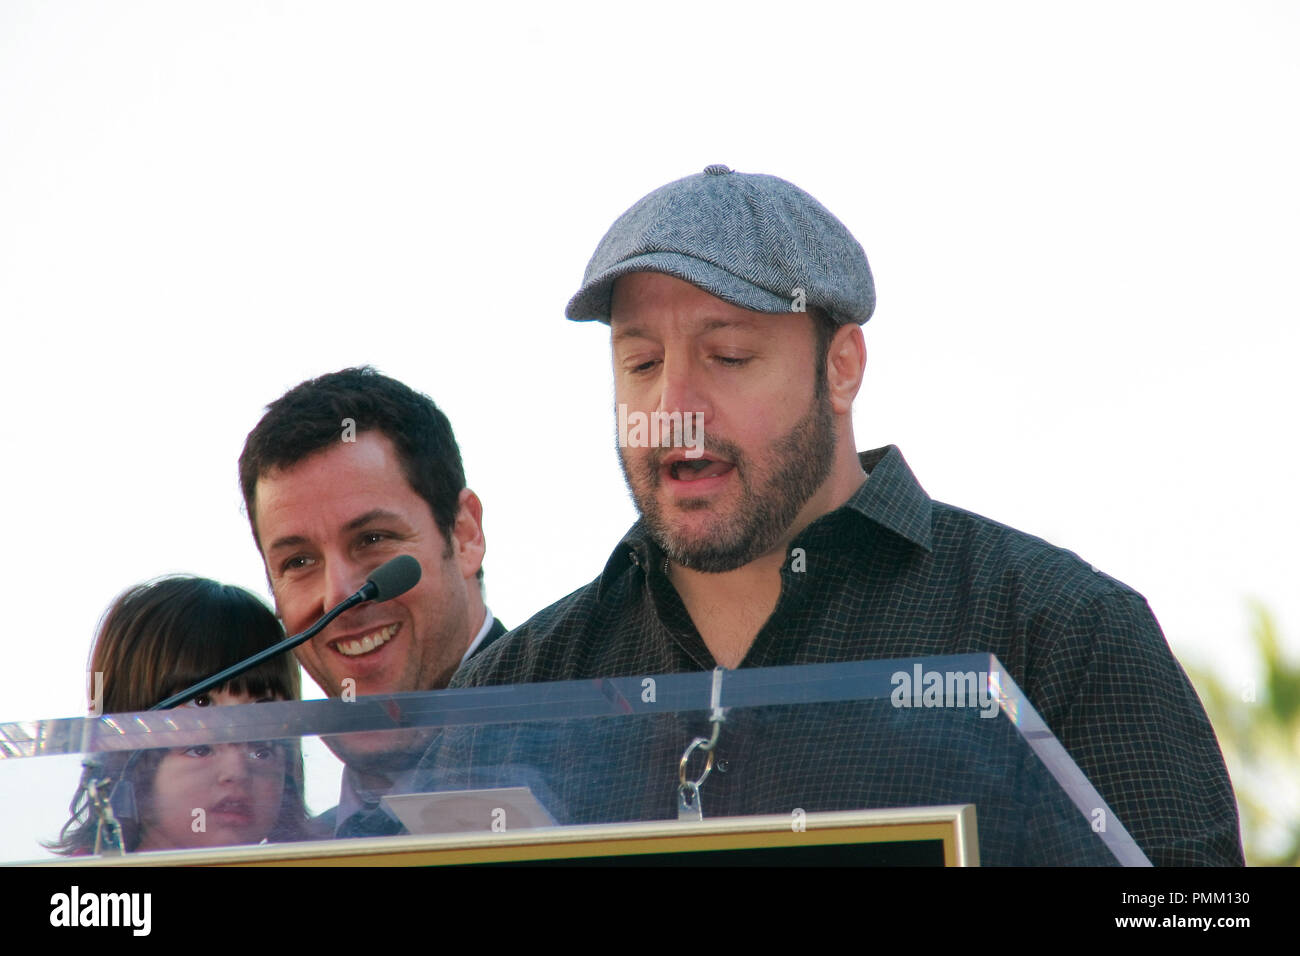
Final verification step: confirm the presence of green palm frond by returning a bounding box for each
[1185,602,1300,867]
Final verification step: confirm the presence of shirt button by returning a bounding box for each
[628,549,640,566]
[715,759,730,774]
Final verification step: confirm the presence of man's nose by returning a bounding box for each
[657,354,711,423]
[321,555,366,613]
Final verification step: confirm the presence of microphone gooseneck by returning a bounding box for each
[149,555,423,710]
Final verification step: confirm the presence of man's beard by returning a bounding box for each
[619,389,837,573]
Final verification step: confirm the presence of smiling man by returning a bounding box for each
[240,368,502,699]
[239,367,505,836]
[450,165,1243,865]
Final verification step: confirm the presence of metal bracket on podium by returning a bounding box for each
[678,667,726,821]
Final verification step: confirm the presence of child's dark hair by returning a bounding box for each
[50,576,311,854]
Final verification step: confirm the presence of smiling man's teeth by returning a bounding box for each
[335,624,398,657]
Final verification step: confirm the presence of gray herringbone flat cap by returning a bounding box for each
[566,164,874,325]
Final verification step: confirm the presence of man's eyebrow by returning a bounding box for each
[611,324,651,345]
[698,317,761,334]
[612,316,761,345]
[266,534,309,554]
[343,509,406,533]
[266,509,406,553]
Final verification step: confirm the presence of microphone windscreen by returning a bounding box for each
[366,554,422,602]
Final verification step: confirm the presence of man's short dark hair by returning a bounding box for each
[239,367,469,559]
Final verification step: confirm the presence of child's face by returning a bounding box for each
[136,689,288,852]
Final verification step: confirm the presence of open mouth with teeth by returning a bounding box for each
[667,458,733,481]
[332,623,399,658]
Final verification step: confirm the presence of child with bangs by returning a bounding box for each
[51,576,312,855]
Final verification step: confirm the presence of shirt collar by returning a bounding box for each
[840,445,934,552]
[597,445,933,599]
[460,605,494,663]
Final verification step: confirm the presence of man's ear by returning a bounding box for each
[826,323,867,415]
[451,488,486,581]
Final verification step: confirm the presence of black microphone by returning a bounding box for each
[356,553,422,603]
[150,555,423,710]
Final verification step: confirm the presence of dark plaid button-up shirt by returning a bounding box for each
[452,445,1243,865]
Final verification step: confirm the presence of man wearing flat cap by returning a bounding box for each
[451,165,1242,866]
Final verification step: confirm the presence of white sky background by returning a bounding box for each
[1,0,1297,725]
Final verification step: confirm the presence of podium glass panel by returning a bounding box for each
[0,654,1149,865]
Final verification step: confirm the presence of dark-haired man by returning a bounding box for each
[240,368,504,836]
[451,165,1243,865]
[240,367,503,700]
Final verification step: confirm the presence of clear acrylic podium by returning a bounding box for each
[0,654,1150,866]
